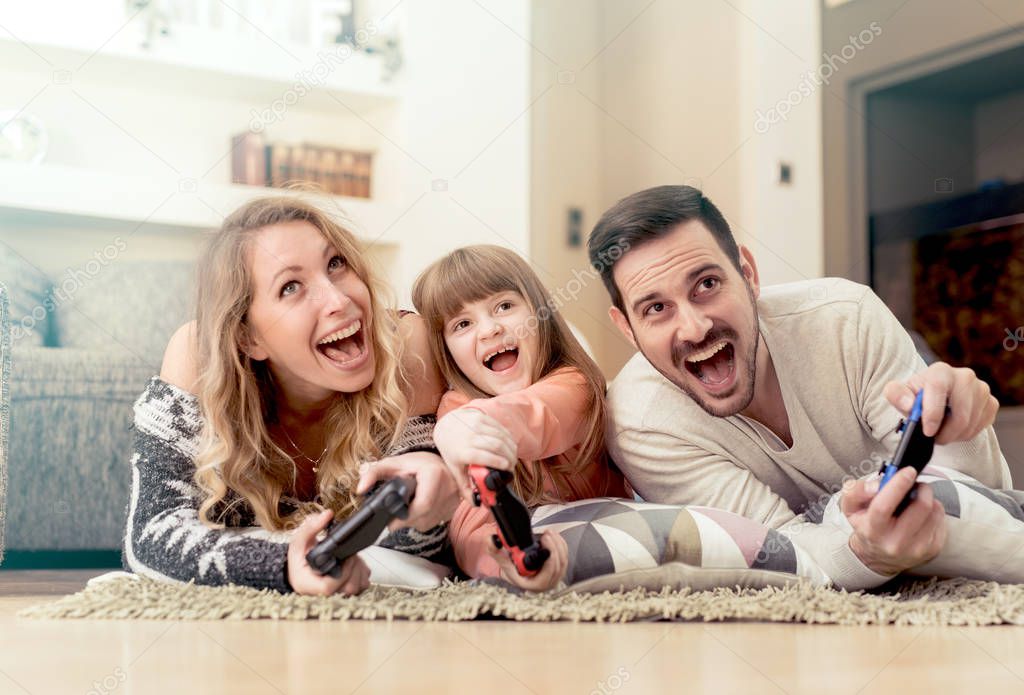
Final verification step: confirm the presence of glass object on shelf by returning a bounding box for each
[0,112,48,164]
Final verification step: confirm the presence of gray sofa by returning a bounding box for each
[0,255,194,566]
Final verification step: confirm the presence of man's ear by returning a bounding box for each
[239,325,269,362]
[738,245,761,299]
[608,306,637,349]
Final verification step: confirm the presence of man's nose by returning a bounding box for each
[674,304,713,345]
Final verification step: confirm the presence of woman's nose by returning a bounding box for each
[313,278,352,313]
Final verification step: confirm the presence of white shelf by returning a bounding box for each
[0,24,400,113]
[0,161,400,245]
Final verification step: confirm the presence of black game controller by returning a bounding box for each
[305,477,416,578]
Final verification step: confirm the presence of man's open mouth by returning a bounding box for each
[316,320,366,364]
[683,340,735,387]
[483,345,518,372]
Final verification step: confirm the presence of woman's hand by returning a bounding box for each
[357,451,461,531]
[434,408,518,503]
[286,509,371,596]
[486,529,569,592]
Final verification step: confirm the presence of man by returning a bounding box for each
[590,185,1017,589]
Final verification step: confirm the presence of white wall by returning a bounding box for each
[736,0,824,285]
[0,1,533,310]
[538,0,823,374]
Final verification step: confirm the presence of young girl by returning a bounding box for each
[124,197,459,596]
[413,246,834,591]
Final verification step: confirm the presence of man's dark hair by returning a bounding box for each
[587,185,741,312]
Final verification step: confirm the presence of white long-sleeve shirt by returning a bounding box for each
[607,277,1011,590]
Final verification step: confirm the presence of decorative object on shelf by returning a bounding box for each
[0,111,48,164]
[311,0,357,47]
[230,132,372,198]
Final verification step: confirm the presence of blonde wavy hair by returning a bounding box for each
[193,196,410,531]
[412,245,609,507]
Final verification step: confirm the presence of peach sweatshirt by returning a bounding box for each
[438,367,628,579]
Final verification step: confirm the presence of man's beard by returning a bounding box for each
[645,287,760,418]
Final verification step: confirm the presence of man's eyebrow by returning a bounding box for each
[630,292,659,315]
[629,263,726,314]
[687,263,725,284]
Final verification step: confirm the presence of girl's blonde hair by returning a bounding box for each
[412,245,608,506]
[193,196,409,531]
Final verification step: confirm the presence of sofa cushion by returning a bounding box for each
[0,248,51,347]
[6,347,154,550]
[0,282,9,562]
[53,260,195,361]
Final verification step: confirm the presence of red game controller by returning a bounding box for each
[468,464,549,577]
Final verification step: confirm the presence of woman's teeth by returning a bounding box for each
[318,320,360,345]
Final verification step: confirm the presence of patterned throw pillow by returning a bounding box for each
[532,497,829,587]
[0,248,52,347]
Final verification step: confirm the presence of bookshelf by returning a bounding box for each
[0,160,400,244]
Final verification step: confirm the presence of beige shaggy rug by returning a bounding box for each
[19,574,1024,626]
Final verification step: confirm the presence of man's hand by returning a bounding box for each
[486,529,569,592]
[433,408,518,504]
[841,467,947,576]
[884,361,998,444]
[357,451,460,532]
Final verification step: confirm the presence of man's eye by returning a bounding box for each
[696,277,720,294]
[280,281,299,297]
[643,302,665,316]
[328,255,346,271]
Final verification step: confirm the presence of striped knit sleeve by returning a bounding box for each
[122,377,292,593]
[376,414,452,562]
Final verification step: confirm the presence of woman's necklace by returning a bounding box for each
[280,426,328,473]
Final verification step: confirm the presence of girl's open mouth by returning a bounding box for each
[683,340,736,391]
[316,320,366,365]
[483,345,519,372]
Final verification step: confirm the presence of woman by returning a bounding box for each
[123,196,459,596]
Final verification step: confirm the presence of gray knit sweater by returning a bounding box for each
[122,377,449,593]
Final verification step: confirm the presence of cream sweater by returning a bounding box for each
[607,278,1011,589]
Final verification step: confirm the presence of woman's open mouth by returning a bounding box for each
[316,320,367,366]
[483,345,519,373]
[683,340,736,392]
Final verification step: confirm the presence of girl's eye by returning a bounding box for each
[328,255,346,272]
[497,301,513,312]
[280,281,299,298]
[453,319,470,331]
[643,302,665,317]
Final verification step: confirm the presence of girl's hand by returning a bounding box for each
[287,509,371,596]
[357,452,461,531]
[434,408,518,503]
[486,529,568,592]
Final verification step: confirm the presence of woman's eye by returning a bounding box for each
[280,281,299,297]
[328,255,346,272]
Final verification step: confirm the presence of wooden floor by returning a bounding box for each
[2,571,1024,694]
